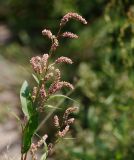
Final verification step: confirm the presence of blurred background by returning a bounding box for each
[0,0,134,159]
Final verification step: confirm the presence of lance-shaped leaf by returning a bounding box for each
[32,74,39,84]
[20,80,34,119]
[40,141,48,160]
[40,153,47,160]
[20,80,30,118]
[48,94,79,104]
[21,111,39,153]
[44,104,62,110]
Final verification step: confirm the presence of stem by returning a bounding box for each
[21,154,24,160]
[21,130,24,160]
[57,26,62,38]
[49,25,63,58]
[21,23,65,160]
[38,25,63,98]
[24,153,28,160]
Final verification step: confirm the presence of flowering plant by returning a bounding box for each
[20,12,87,160]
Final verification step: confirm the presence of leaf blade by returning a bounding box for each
[21,112,39,153]
[32,74,39,84]
[44,104,62,110]
[48,94,79,104]
[20,80,30,118]
[40,153,47,160]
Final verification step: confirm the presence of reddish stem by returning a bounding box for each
[24,153,28,160]
[21,154,24,160]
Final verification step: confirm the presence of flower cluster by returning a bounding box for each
[21,12,87,160]
[30,135,48,160]
[48,81,74,95]
[55,56,73,64]
[44,72,54,81]
[62,32,78,39]
[54,115,60,128]
[60,12,87,26]
[42,29,53,39]
[40,84,47,99]
[30,54,49,74]
[58,125,70,137]
[30,55,74,106]
[53,106,78,138]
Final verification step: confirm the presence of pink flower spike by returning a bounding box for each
[60,12,87,26]
[30,56,42,74]
[40,84,47,98]
[55,69,61,81]
[55,56,73,64]
[48,82,63,94]
[42,29,53,39]
[67,118,75,124]
[42,54,49,63]
[42,53,49,69]
[42,134,48,141]
[54,115,60,127]
[62,32,78,39]
[58,125,70,137]
[64,107,78,119]
[62,81,74,90]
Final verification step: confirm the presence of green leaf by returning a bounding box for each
[20,81,40,153]
[20,80,30,118]
[63,137,76,140]
[44,104,62,110]
[20,81,34,119]
[7,107,23,129]
[40,153,47,160]
[48,94,79,104]
[7,107,21,121]
[40,139,48,160]
[21,112,39,153]
[32,74,39,84]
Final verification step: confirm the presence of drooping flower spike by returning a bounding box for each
[55,56,73,64]
[60,12,87,26]
[62,32,78,39]
[42,29,53,39]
